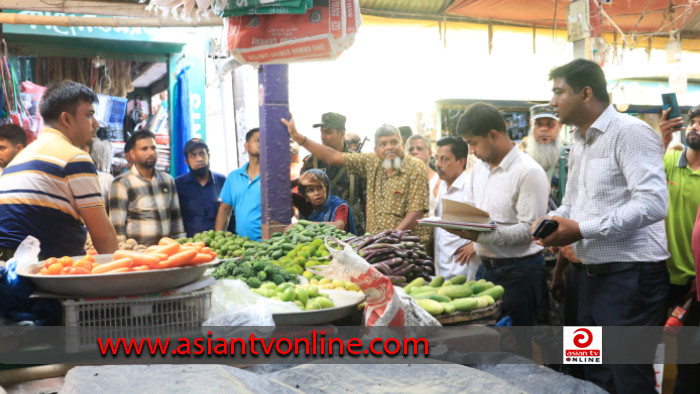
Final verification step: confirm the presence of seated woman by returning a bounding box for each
[294,169,357,235]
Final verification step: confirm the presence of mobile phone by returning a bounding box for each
[533,219,559,239]
[662,93,683,128]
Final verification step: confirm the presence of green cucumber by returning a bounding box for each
[450,275,467,285]
[437,285,472,299]
[471,281,495,294]
[451,298,479,312]
[428,294,452,303]
[416,299,444,316]
[476,285,504,300]
[429,276,445,288]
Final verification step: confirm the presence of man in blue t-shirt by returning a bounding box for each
[215,129,261,241]
[175,138,235,237]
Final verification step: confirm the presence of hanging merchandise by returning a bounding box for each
[216,0,313,17]
[172,65,192,177]
[144,0,217,21]
[1,51,39,143]
[19,81,46,136]
[226,0,361,65]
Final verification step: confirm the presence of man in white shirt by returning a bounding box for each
[433,136,476,279]
[452,103,551,340]
[534,59,669,394]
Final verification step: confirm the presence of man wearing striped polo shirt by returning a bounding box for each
[0,81,118,259]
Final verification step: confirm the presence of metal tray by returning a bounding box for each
[18,254,219,297]
[272,289,365,326]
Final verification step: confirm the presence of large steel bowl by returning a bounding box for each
[17,254,219,297]
[272,289,365,326]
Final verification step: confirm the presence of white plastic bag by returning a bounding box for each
[311,237,440,327]
[203,279,300,326]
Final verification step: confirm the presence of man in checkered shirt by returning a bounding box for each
[109,130,186,246]
[534,59,669,394]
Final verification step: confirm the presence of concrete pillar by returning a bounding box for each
[258,64,291,239]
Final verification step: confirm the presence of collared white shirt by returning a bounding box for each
[467,145,550,259]
[434,170,479,279]
[550,105,669,264]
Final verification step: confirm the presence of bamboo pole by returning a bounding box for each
[0,12,223,28]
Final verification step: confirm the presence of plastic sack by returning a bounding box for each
[0,236,40,302]
[204,279,300,326]
[311,237,440,327]
[0,236,60,325]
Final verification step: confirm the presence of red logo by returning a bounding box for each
[573,328,593,348]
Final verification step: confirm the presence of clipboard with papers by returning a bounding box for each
[418,199,496,232]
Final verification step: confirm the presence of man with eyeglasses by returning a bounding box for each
[283,116,430,245]
[175,138,234,237]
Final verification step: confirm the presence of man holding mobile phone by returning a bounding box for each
[532,59,669,394]
[659,104,700,394]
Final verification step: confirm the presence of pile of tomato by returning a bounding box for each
[39,255,95,275]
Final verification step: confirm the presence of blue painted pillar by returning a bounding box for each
[258,64,291,239]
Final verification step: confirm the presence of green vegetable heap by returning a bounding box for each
[211,256,299,289]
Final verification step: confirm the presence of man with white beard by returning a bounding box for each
[282,116,430,245]
[527,105,566,209]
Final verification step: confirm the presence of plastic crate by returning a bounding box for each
[61,287,212,353]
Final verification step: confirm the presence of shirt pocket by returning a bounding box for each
[380,178,408,218]
[583,158,619,198]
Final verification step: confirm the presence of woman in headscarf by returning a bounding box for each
[297,169,357,235]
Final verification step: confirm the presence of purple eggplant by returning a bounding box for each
[361,243,400,251]
[360,247,395,258]
[372,262,392,275]
[401,236,421,243]
[387,275,407,284]
[393,264,415,276]
[376,257,404,267]
[392,260,410,272]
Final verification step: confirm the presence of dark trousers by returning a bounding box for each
[477,254,547,357]
[666,284,700,394]
[578,262,669,394]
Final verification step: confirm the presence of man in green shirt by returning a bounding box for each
[660,104,700,394]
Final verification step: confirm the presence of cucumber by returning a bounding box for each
[416,299,444,316]
[481,294,495,306]
[476,285,504,300]
[441,302,455,315]
[403,277,425,294]
[471,281,495,294]
[451,298,479,312]
[466,280,477,287]
[428,294,452,303]
[441,279,453,287]
[474,297,489,309]
[450,275,467,285]
[412,292,436,300]
[428,276,445,288]
[410,286,436,295]
[437,285,472,299]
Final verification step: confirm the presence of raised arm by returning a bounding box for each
[282,114,345,166]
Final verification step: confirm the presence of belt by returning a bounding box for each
[481,252,543,270]
[584,261,665,277]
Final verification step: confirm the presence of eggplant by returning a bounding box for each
[393,250,408,258]
[372,262,391,275]
[401,236,421,243]
[376,257,404,267]
[368,251,396,264]
[393,264,415,276]
[392,260,410,272]
[360,247,395,258]
[387,275,407,284]
[362,243,400,250]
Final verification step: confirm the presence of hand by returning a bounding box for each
[551,271,566,303]
[281,113,302,143]
[533,216,583,247]
[660,107,684,145]
[531,216,552,236]
[444,228,480,241]
[453,243,475,266]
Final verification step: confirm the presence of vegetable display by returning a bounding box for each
[211,255,299,288]
[177,231,260,260]
[343,230,434,284]
[405,276,504,316]
[252,283,337,311]
[38,237,217,275]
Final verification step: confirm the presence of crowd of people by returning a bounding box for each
[0,58,699,393]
